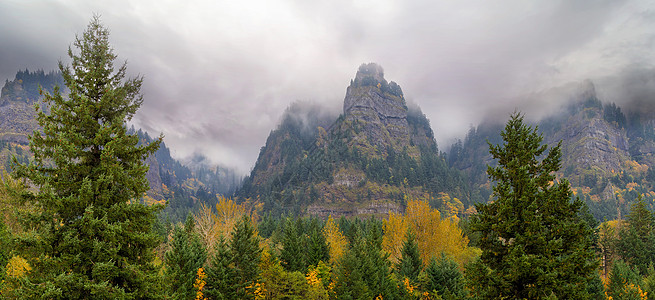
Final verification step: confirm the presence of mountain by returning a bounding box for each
[238,63,471,217]
[449,82,655,220]
[0,69,241,222]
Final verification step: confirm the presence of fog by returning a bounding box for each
[1,0,653,174]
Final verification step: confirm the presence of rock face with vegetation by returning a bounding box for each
[239,63,469,217]
[449,82,655,220]
[0,70,241,223]
[342,63,416,157]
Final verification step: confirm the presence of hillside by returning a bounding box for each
[449,82,655,220]
[238,63,471,217]
[0,70,241,222]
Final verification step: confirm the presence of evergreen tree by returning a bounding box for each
[164,216,207,300]
[467,113,598,299]
[606,260,645,300]
[11,16,163,299]
[617,196,655,275]
[424,253,465,299]
[280,217,305,272]
[205,236,235,300]
[305,218,329,268]
[229,215,262,299]
[0,219,11,290]
[396,230,422,282]
[333,226,398,299]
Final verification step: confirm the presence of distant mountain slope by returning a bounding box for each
[238,63,471,217]
[0,70,241,222]
[449,82,655,220]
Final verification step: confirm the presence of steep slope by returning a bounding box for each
[0,70,241,222]
[239,63,470,217]
[449,82,655,220]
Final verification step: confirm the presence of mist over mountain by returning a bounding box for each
[238,63,471,217]
[0,70,242,222]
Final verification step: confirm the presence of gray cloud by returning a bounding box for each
[1,0,654,174]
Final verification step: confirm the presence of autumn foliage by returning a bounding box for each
[383,198,477,266]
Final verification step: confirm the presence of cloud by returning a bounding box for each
[1,0,654,174]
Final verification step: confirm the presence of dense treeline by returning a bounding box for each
[4,15,655,299]
[0,69,64,103]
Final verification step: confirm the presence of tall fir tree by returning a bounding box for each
[467,113,598,299]
[617,196,655,275]
[164,215,207,300]
[305,217,329,268]
[333,225,398,300]
[280,217,305,272]
[424,253,465,299]
[204,236,235,300]
[229,215,262,299]
[396,229,422,282]
[11,16,163,299]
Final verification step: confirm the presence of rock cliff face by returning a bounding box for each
[551,106,630,185]
[449,82,655,219]
[239,63,465,218]
[0,70,242,223]
[341,63,415,157]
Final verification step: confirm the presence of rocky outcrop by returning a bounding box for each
[307,202,401,217]
[553,106,630,183]
[341,63,414,157]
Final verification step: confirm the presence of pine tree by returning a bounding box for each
[424,253,465,299]
[333,224,398,299]
[606,260,646,300]
[11,16,163,298]
[305,218,329,268]
[617,196,655,275]
[280,217,305,272]
[467,113,598,299]
[164,215,207,300]
[204,236,235,300]
[229,215,262,299]
[396,229,422,282]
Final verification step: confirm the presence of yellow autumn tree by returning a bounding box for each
[383,198,478,267]
[5,255,30,279]
[323,215,348,265]
[382,212,407,264]
[194,196,259,256]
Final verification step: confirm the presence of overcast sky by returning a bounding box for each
[1,0,654,174]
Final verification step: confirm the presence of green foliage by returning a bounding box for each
[604,102,627,129]
[1,69,64,103]
[424,253,465,299]
[617,196,655,275]
[280,218,305,272]
[204,236,235,300]
[396,230,422,282]
[467,112,598,299]
[0,219,11,289]
[10,16,163,299]
[229,215,262,299]
[606,260,645,300]
[333,223,398,299]
[164,219,207,299]
[305,218,329,268]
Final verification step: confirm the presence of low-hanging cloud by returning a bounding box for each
[1,0,654,174]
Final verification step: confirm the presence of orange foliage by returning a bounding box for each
[194,267,207,300]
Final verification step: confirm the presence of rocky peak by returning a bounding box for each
[352,63,385,86]
[338,63,421,157]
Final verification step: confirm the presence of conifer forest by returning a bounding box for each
[2,12,655,300]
